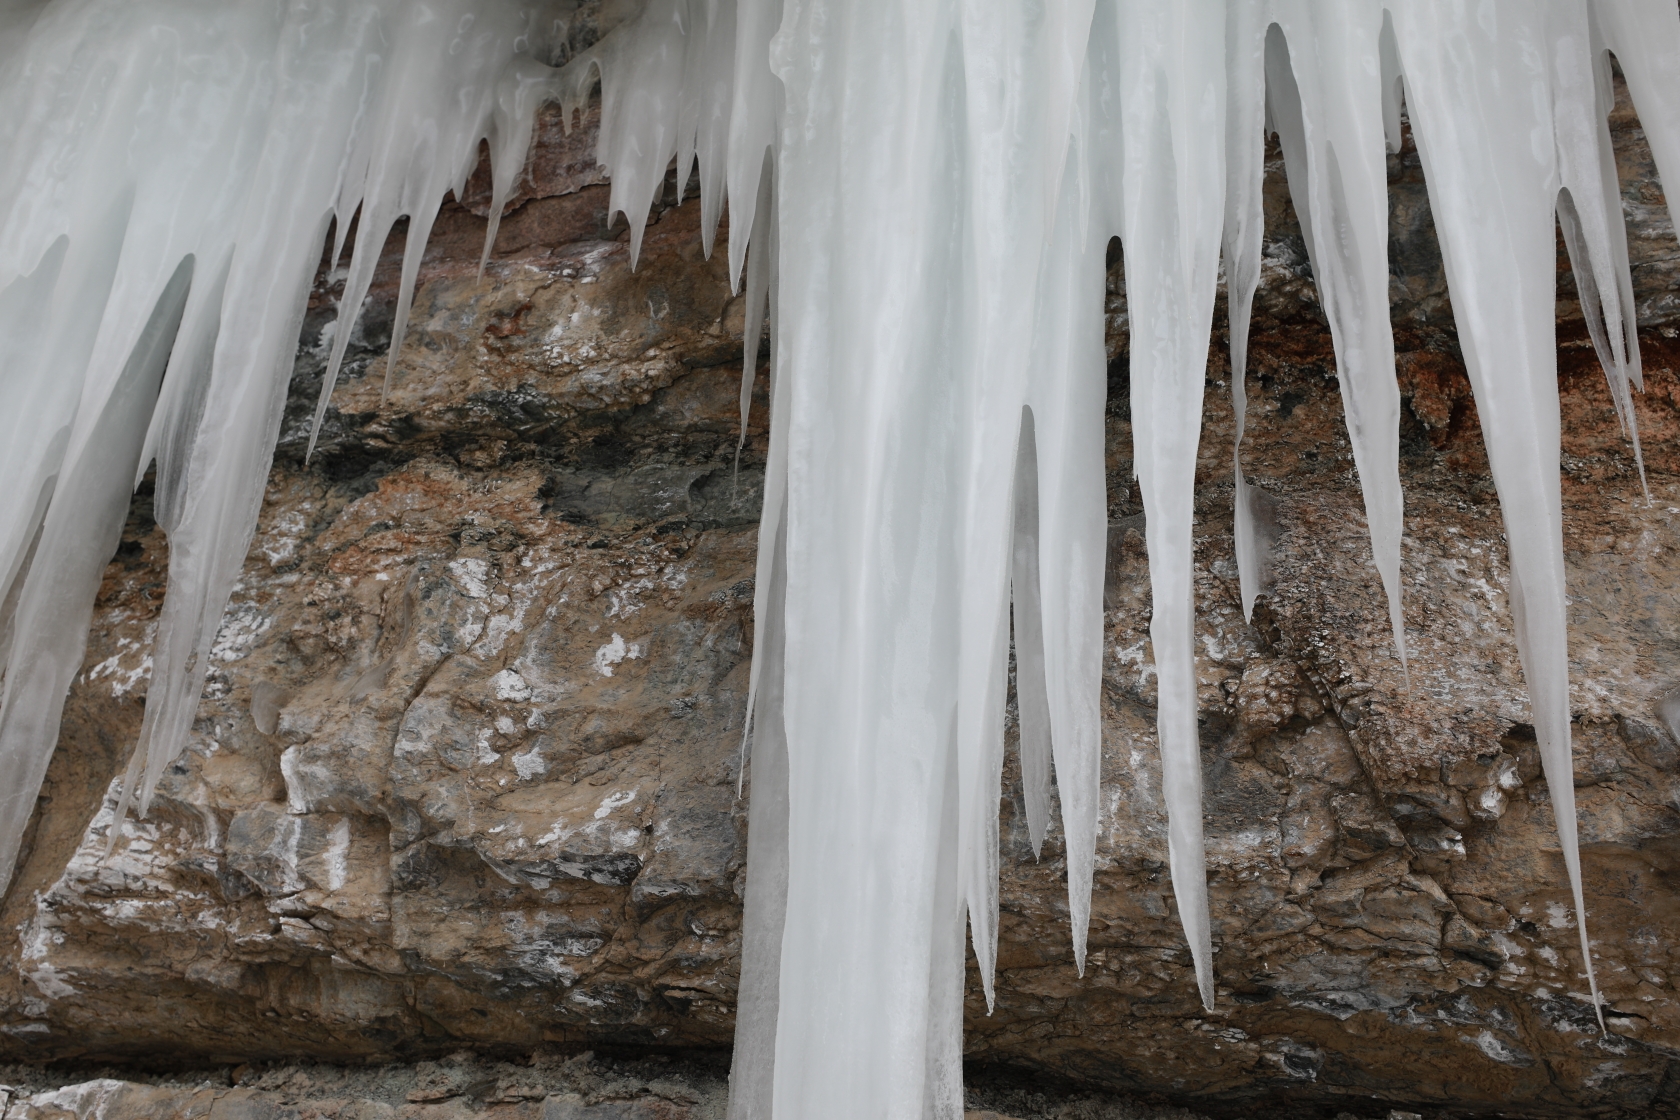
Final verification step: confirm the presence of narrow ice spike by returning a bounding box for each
[727,138,788,1114]
[137,251,231,520]
[725,0,783,289]
[1556,188,1648,501]
[735,168,779,786]
[1223,0,1268,622]
[1265,6,1409,672]
[1011,407,1053,859]
[480,57,568,281]
[1379,11,1406,156]
[1557,9,1652,498]
[950,0,1096,1014]
[1108,0,1227,1012]
[735,151,773,485]
[1025,90,1109,977]
[0,255,189,884]
[1594,1,1680,343]
[383,208,441,403]
[1388,0,1605,1032]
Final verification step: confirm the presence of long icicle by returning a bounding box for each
[1268,3,1409,671]
[1223,0,1268,622]
[1109,0,1228,1012]
[1387,0,1604,1032]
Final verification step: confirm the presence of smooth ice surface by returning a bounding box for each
[3,0,1677,1114]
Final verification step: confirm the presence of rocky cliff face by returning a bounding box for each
[1,75,1678,1119]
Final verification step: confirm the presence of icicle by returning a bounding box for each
[1263,7,1409,671]
[307,1,551,445]
[725,0,784,289]
[1379,11,1405,156]
[1011,407,1053,858]
[1023,86,1109,979]
[1107,1,1227,1013]
[479,58,568,281]
[556,0,718,268]
[1554,5,1649,498]
[0,255,191,881]
[1594,0,1680,385]
[1223,1,1268,623]
[10,1,1680,1108]
[0,1,572,868]
[734,150,774,491]
[1387,0,1604,1032]
[950,0,1096,1019]
[764,0,982,1107]
[1556,185,1646,498]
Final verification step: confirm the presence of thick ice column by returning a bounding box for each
[1387,0,1603,1028]
[1106,0,1228,1011]
[766,2,972,1113]
[727,168,784,1120]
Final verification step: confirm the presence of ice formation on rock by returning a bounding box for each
[0,1,1677,1117]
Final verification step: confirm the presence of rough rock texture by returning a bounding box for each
[0,1055,1225,1120]
[0,1052,734,1120]
[1,72,1680,1119]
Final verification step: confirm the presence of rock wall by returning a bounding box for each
[1,75,1679,1118]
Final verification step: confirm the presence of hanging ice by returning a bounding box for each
[1,0,1677,1115]
[0,0,577,877]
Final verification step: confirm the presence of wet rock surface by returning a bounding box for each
[2,75,1680,1119]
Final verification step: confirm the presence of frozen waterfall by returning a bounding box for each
[0,1,1676,1118]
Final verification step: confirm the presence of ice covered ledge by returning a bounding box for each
[0,71,1678,1120]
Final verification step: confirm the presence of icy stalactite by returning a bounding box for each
[0,255,190,876]
[950,0,1101,1017]
[1261,5,1409,671]
[1224,0,1269,624]
[0,0,574,879]
[1385,0,1629,1031]
[1010,407,1053,859]
[760,7,975,1109]
[1020,110,1109,982]
[2,0,1678,1115]
[1106,2,1228,1014]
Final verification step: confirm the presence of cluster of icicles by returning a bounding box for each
[0,0,1677,1116]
